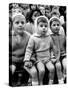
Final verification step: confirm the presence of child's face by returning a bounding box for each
[45,8,51,18]
[13,16,26,34]
[37,22,48,35]
[31,5,36,10]
[32,11,41,22]
[50,20,60,34]
[39,6,45,15]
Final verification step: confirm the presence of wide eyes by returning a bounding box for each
[21,21,24,24]
[44,25,48,27]
[57,24,60,26]
[16,21,19,24]
[40,24,47,27]
[15,21,24,25]
[53,24,60,27]
[40,24,43,27]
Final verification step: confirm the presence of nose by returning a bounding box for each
[56,25,58,27]
[56,25,59,28]
[19,23,22,27]
[43,26,45,30]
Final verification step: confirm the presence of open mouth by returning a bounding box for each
[55,29,59,32]
[43,30,46,32]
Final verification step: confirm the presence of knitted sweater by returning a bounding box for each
[51,34,66,60]
[24,33,53,63]
[9,31,30,63]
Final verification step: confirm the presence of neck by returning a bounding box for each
[37,32,48,37]
[14,31,24,37]
[53,33,59,36]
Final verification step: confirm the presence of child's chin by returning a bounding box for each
[42,31,47,34]
[18,31,23,34]
[54,32,59,34]
[42,33,46,36]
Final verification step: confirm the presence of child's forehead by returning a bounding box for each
[37,17,48,24]
[13,15,26,21]
[38,22,48,24]
[37,20,48,25]
[38,21,48,25]
[51,20,60,24]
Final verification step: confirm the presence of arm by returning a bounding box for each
[50,37,60,63]
[55,47,60,62]
[50,38,56,63]
[24,35,35,62]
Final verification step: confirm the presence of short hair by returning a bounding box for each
[37,17,48,25]
[49,16,61,27]
[36,16,48,25]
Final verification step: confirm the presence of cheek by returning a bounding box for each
[57,26,60,29]
[23,24,25,27]
[50,26,55,32]
[33,16,36,20]
[13,24,17,29]
[37,27,41,32]
[46,27,48,30]
[51,26,55,30]
[12,23,18,30]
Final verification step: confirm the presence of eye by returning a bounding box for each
[16,21,19,24]
[53,24,56,26]
[40,24,43,27]
[21,21,24,24]
[57,24,60,26]
[45,25,47,27]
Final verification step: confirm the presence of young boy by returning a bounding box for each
[49,16,66,84]
[9,12,31,86]
[24,16,55,85]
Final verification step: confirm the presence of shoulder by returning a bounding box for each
[24,31,31,37]
[47,34,52,39]
[28,33,38,41]
[59,26,65,36]
[59,34,66,41]
[48,35,54,43]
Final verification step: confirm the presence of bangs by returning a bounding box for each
[50,19,60,27]
[37,17,48,25]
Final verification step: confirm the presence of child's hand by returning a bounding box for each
[24,61,32,68]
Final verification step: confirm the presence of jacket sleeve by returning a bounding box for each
[24,36,35,62]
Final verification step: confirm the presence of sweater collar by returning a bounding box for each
[34,33,49,38]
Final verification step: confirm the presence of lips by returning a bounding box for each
[18,27,23,30]
[43,31,45,33]
[55,28,59,32]
[43,30,47,33]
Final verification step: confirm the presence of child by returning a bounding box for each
[30,4,37,10]
[9,12,31,86]
[49,8,65,36]
[49,16,66,84]
[24,16,55,85]
[45,5,51,19]
[25,9,42,34]
[37,5,45,15]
